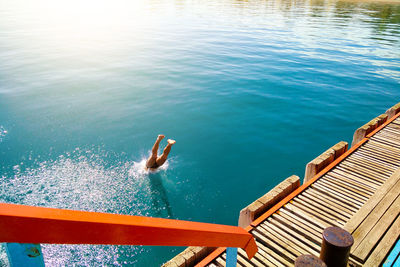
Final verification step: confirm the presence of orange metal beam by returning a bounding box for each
[0,203,257,259]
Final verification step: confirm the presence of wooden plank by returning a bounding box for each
[346,156,396,176]
[279,206,325,232]
[371,136,400,150]
[303,190,354,216]
[378,129,400,137]
[252,226,298,262]
[365,138,400,152]
[260,221,318,256]
[323,175,373,198]
[251,252,275,267]
[334,167,386,187]
[254,241,291,267]
[364,143,400,159]
[272,212,322,244]
[259,222,319,257]
[214,256,226,267]
[342,157,393,177]
[290,199,343,226]
[254,225,307,258]
[301,191,353,219]
[351,151,398,170]
[380,239,400,267]
[368,139,400,154]
[370,137,400,150]
[352,196,400,261]
[377,131,400,140]
[352,150,398,169]
[252,237,289,267]
[267,218,322,253]
[296,194,349,222]
[354,149,400,166]
[220,253,245,267]
[311,183,362,209]
[344,154,394,174]
[352,185,400,252]
[328,170,379,192]
[379,128,400,137]
[240,246,276,267]
[238,249,265,267]
[361,146,400,162]
[344,168,400,233]
[226,251,252,267]
[315,179,367,205]
[336,162,388,183]
[306,187,358,213]
[324,174,375,197]
[251,242,284,267]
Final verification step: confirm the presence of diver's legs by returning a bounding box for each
[146,135,165,168]
[156,139,176,167]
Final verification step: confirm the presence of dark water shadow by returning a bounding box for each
[148,172,173,218]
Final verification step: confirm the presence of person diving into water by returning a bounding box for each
[146,134,176,170]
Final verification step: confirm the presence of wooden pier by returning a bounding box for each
[165,103,400,267]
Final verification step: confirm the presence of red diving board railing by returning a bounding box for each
[0,203,257,266]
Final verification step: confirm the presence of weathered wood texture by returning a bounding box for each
[386,102,400,119]
[238,175,300,227]
[344,168,400,265]
[204,116,400,267]
[163,247,216,267]
[351,114,388,147]
[304,141,348,183]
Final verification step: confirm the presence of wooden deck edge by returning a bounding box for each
[304,141,348,183]
[238,175,300,228]
[250,137,369,227]
[366,111,400,138]
[351,114,388,147]
[352,101,400,147]
[163,247,217,267]
[195,138,370,267]
[385,102,400,120]
[194,108,400,267]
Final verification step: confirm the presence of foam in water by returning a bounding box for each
[0,148,172,266]
[129,156,169,179]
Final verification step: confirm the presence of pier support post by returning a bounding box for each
[295,255,326,267]
[5,243,45,267]
[226,247,238,267]
[320,227,353,267]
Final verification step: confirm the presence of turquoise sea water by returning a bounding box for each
[0,0,399,265]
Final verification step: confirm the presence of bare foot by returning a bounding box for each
[157,134,165,140]
[167,139,176,145]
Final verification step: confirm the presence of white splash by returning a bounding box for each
[128,156,169,179]
[0,148,174,266]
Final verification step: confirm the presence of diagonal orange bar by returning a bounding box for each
[0,203,257,259]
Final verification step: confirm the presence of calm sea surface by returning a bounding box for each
[0,0,399,265]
